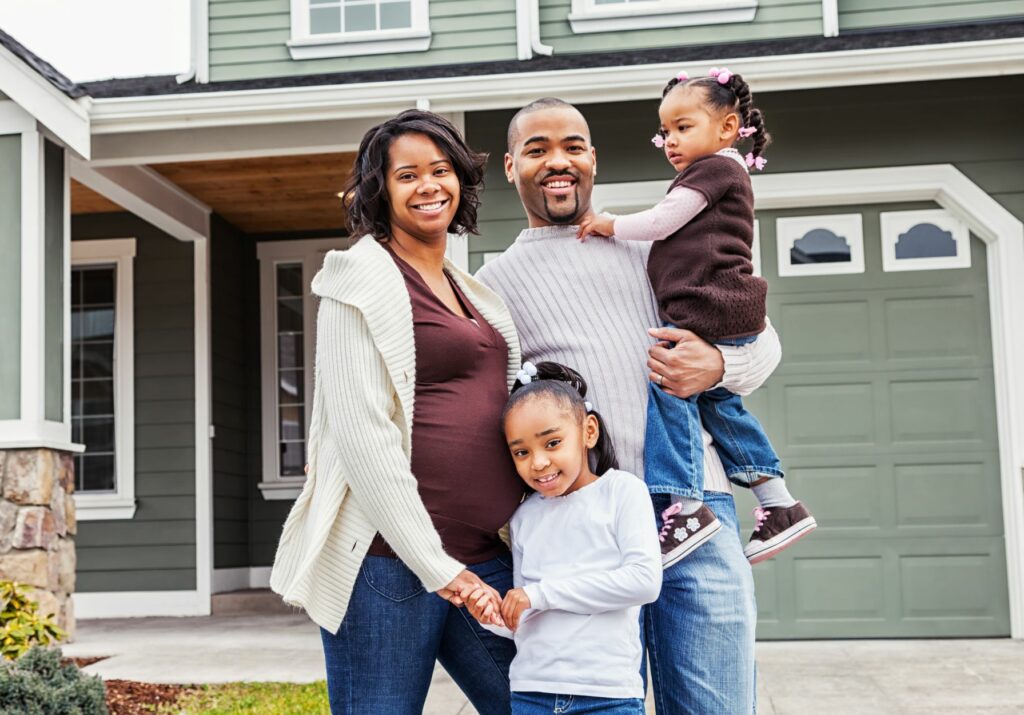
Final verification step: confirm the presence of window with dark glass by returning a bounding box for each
[277,263,306,477]
[895,223,958,260]
[790,229,853,265]
[71,266,116,493]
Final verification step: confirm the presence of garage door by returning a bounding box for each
[738,203,1011,639]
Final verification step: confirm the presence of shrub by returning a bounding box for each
[0,581,65,661]
[0,646,107,714]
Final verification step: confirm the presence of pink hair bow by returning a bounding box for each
[709,66,732,84]
[675,70,689,82]
[651,134,666,149]
[738,126,757,138]
[745,152,767,171]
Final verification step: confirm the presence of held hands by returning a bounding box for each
[460,586,533,631]
[437,570,502,609]
[576,213,616,242]
[647,327,725,398]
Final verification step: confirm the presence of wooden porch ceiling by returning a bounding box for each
[71,152,356,234]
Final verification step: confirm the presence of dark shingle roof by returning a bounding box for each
[0,27,88,99]
[80,20,1024,99]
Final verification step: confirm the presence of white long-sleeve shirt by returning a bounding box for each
[476,226,781,492]
[486,470,661,699]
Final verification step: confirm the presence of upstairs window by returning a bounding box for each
[289,0,430,59]
[568,0,758,34]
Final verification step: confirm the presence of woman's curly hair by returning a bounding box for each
[343,109,488,241]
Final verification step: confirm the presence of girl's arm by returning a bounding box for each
[601,187,708,243]
[522,477,661,616]
[317,298,465,592]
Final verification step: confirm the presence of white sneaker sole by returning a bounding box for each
[744,517,817,565]
[662,518,722,569]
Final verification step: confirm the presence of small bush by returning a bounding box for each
[0,646,107,714]
[0,581,65,661]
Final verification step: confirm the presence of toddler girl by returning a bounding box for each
[577,68,816,567]
[461,361,660,715]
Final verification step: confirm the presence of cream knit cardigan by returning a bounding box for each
[269,236,522,634]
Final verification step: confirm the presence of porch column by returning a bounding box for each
[0,100,78,637]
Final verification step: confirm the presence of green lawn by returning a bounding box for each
[159,681,330,714]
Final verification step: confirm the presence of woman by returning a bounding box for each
[270,110,525,714]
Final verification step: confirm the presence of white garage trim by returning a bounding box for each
[594,164,1024,639]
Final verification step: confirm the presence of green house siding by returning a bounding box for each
[539,0,822,54]
[465,75,1021,638]
[0,134,20,420]
[208,0,518,82]
[838,0,1023,32]
[72,214,197,593]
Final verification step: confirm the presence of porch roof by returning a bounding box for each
[0,27,86,99]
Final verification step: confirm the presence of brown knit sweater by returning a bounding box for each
[647,153,767,342]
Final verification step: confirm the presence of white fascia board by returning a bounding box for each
[69,159,211,242]
[87,37,1024,134]
[0,43,91,158]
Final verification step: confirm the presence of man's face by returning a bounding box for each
[505,107,597,228]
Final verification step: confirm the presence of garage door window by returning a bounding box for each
[881,209,971,272]
[776,214,864,277]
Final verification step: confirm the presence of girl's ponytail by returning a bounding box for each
[505,361,619,475]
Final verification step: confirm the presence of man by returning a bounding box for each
[476,98,781,714]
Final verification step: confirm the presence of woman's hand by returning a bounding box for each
[500,588,532,631]
[437,570,501,609]
[647,327,724,398]
[461,587,507,627]
[576,213,616,242]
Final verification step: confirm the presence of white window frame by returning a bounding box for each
[70,238,137,521]
[567,0,757,34]
[257,238,350,500]
[776,213,865,277]
[288,0,431,60]
[880,208,971,272]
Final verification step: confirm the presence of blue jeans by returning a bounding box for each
[512,692,645,714]
[645,333,783,499]
[320,554,515,714]
[644,492,757,714]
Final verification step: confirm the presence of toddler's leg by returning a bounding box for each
[644,382,721,566]
[699,386,816,563]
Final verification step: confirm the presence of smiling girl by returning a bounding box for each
[576,69,816,568]
[461,361,661,715]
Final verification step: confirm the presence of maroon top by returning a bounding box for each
[648,154,767,342]
[368,245,525,564]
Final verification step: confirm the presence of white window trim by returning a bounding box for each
[880,208,971,273]
[568,0,757,33]
[70,238,137,521]
[288,0,431,60]
[776,213,865,277]
[257,238,351,500]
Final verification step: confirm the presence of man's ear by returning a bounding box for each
[591,146,597,177]
[504,153,515,184]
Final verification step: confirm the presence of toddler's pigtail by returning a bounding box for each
[729,73,772,158]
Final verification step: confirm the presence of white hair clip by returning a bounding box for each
[516,361,539,385]
[584,401,593,412]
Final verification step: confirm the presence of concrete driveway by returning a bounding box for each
[62,613,1024,714]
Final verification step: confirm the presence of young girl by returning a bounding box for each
[461,361,660,715]
[577,68,816,567]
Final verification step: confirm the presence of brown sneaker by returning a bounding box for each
[744,502,817,565]
[659,502,722,568]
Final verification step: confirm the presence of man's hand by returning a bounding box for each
[500,587,532,631]
[647,327,724,399]
[437,570,500,608]
[576,213,616,241]
[460,586,507,628]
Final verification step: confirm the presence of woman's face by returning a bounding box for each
[385,132,461,243]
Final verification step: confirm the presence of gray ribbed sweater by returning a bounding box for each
[476,226,782,493]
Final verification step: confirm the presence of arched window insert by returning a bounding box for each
[776,214,865,277]
[881,209,971,272]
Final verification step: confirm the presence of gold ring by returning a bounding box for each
[658,374,664,386]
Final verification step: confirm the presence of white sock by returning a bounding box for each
[673,497,704,515]
[751,478,797,509]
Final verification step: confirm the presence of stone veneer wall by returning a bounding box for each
[0,449,77,639]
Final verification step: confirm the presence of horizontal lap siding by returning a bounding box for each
[208,0,518,82]
[212,216,253,569]
[838,0,1023,31]
[71,214,197,592]
[539,0,822,55]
